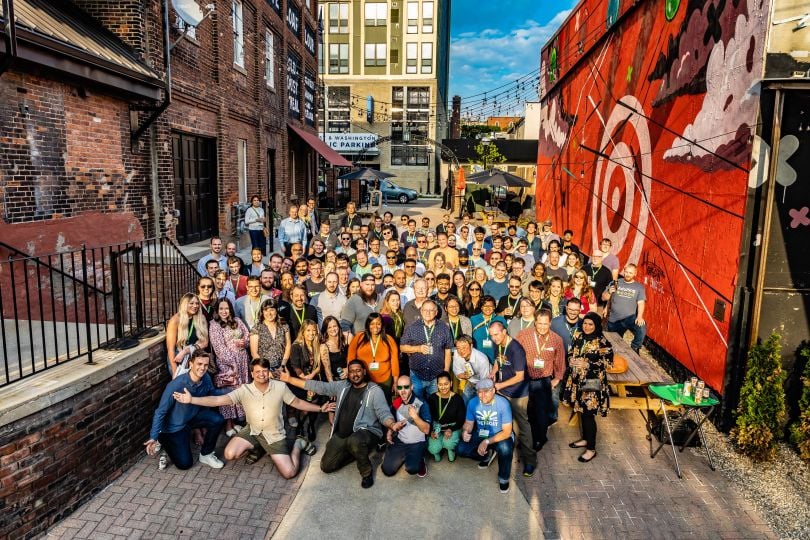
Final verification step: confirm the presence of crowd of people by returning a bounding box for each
[146,197,648,494]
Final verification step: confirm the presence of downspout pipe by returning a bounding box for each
[0,0,17,76]
[131,0,171,147]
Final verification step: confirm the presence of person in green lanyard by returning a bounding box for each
[235,277,270,331]
[507,297,536,339]
[165,293,210,378]
[443,296,472,343]
[426,371,466,462]
[470,296,507,364]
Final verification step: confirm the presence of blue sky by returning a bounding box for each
[448,0,575,102]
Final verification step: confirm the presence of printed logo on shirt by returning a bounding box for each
[476,409,499,427]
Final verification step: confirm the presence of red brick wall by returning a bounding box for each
[0,341,168,539]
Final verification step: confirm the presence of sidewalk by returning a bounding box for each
[46,408,774,540]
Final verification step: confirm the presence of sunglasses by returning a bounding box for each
[199,285,213,289]
[405,264,416,268]
[469,287,481,291]
[396,385,411,390]
[341,237,350,240]
[387,256,397,260]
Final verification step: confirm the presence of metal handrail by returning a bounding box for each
[0,240,107,295]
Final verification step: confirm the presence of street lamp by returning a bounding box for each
[481,137,493,207]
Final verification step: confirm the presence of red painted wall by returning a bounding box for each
[536,0,768,391]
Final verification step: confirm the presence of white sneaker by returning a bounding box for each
[288,417,299,428]
[199,452,224,469]
[158,450,168,471]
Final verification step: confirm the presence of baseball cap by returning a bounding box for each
[361,274,376,282]
[458,248,469,257]
[477,379,495,390]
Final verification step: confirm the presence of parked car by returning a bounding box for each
[379,180,418,204]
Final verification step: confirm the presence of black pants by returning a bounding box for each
[320,429,380,478]
[248,229,266,255]
[581,411,597,451]
[527,377,553,449]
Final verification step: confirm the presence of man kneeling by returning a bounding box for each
[173,358,334,478]
[458,378,515,494]
[382,375,431,478]
[281,360,398,488]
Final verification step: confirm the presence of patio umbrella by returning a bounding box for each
[338,167,396,181]
[467,169,532,187]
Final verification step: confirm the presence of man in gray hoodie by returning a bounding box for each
[281,360,398,488]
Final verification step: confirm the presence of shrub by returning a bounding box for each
[789,347,810,460]
[730,333,787,461]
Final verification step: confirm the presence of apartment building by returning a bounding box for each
[319,0,450,193]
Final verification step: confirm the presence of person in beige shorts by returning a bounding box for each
[173,358,335,478]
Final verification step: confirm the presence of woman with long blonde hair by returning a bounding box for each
[288,319,324,441]
[165,293,209,377]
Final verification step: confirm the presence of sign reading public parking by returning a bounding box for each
[321,133,380,153]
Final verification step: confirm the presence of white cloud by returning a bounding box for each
[449,10,570,99]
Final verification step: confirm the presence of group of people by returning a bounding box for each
[146,199,649,493]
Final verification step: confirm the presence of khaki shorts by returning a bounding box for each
[236,426,290,455]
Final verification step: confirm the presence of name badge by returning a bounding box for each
[478,429,490,438]
[370,362,379,370]
[482,339,493,348]
[589,280,596,288]
[533,358,545,369]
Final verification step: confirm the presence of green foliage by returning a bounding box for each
[470,141,507,169]
[460,124,500,139]
[789,346,810,460]
[730,333,787,461]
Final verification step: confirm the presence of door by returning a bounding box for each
[172,132,217,244]
[267,148,277,250]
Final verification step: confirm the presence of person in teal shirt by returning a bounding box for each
[470,295,507,364]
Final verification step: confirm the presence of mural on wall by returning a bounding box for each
[536,0,769,390]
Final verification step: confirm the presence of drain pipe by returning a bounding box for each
[0,0,17,76]
[131,0,171,147]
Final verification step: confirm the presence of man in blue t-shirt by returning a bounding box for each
[144,351,226,470]
[458,378,515,494]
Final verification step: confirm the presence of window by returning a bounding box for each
[421,42,433,73]
[390,49,399,64]
[364,43,387,67]
[406,43,417,74]
[422,1,434,33]
[329,3,349,34]
[407,2,418,33]
[391,86,430,167]
[326,87,350,133]
[364,2,387,26]
[232,0,244,68]
[329,43,349,74]
[237,139,248,203]
[265,31,275,88]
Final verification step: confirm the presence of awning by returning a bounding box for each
[288,123,353,167]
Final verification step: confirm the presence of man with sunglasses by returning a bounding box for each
[402,248,426,277]
[496,276,524,320]
[382,250,400,276]
[385,235,404,264]
[280,360,399,489]
[381,375,431,479]
[458,378,514,494]
[336,232,357,257]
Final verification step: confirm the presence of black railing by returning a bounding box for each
[0,237,200,387]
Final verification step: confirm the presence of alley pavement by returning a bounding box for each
[46,408,774,540]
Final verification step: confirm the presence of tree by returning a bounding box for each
[730,333,787,461]
[460,124,500,139]
[470,141,507,169]
[790,346,810,460]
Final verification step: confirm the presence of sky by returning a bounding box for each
[448,0,575,107]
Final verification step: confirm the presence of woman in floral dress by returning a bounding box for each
[209,298,250,437]
[561,312,613,463]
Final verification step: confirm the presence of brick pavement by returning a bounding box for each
[46,437,305,540]
[517,409,776,540]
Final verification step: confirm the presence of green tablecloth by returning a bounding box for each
[649,384,719,407]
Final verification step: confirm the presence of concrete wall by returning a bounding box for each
[0,338,168,539]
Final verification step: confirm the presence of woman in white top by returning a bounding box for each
[244,195,267,255]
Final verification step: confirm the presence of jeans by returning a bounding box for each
[581,411,598,450]
[320,429,380,478]
[382,440,426,476]
[506,395,535,467]
[410,371,438,403]
[248,229,266,255]
[458,431,514,483]
[462,382,477,406]
[527,377,553,449]
[550,381,561,422]
[607,315,647,350]
[157,408,225,470]
[427,429,461,459]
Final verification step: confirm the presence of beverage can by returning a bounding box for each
[702,388,710,399]
[427,345,434,355]
[690,376,698,388]
[683,380,692,397]
[694,391,703,404]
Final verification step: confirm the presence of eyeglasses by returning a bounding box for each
[425,277,435,281]
[405,264,416,268]
[199,285,213,289]
[341,237,350,240]
[396,385,411,390]
[469,287,481,292]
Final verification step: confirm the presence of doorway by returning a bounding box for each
[172,132,217,244]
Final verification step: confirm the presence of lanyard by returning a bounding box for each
[532,331,550,356]
[201,301,212,316]
[187,320,195,343]
[497,338,510,364]
[507,295,520,310]
[437,396,449,420]
[449,318,461,340]
[520,318,533,330]
[566,320,578,338]
[393,313,403,336]
[293,307,305,326]
[423,323,435,343]
[370,335,381,359]
[248,299,260,323]
[230,275,241,290]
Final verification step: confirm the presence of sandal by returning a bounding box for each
[296,436,317,456]
[245,447,266,465]
[568,440,587,448]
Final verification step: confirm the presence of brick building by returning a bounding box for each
[0,0,333,251]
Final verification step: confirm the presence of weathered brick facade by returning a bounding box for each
[0,0,321,251]
[0,341,168,540]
